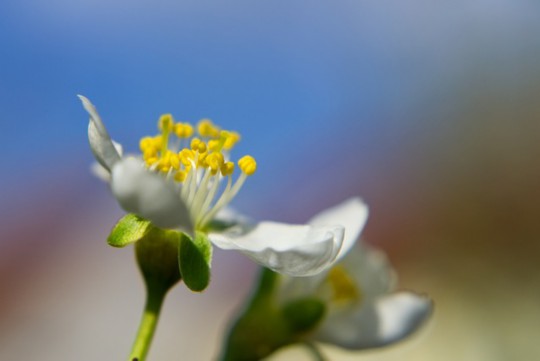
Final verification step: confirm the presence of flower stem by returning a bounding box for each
[128,286,167,361]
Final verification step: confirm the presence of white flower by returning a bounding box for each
[279,241,433,349]
[79,95,369,276]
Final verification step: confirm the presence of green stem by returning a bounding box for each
[128,287,167,361]
[304,342,327,361]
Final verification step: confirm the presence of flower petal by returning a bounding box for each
[342,243,397,298]
[209,221,344,276]
[308,197,368,261]
[315,291,433,350]
[78,95,121,172]
[110,157,194,234]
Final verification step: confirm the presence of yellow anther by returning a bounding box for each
[208,139,222,152]
[145,156,158,166]
[158,153,172,172]
[238,155,257,175]
[174,170,187,182]
[197,152,209,168]
[169,153,180,170]
[143,149,158,162]
[158,114,174,132]
[152,135,163,150]
[206,152,224,174]
[221,161,235,176]
[190,138,207,153]
[174,122,194,138]
[179,148,195,166]
[327,266,361,303]
[161,165,171,173]
[197,119,220,138]
[139,136,156,152]
[223,131,241,150]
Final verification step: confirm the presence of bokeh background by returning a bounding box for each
[1,1,539,360]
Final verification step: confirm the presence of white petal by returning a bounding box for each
[209,222,344,276]
[90,162,111,182]
[309,198,368,261]
[89,142,124,183]
[110,157,194,234]
[78,95,121,171]
[315,292,433,350]
[342,243,397,298]
[213,207,254,227]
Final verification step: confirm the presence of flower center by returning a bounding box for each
[138,115,256,229]
[327,265,362,304]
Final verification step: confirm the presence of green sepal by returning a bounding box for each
[178,231,212,292]
[282,298,326,334]
[107,214,151,248]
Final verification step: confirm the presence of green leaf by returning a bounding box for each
[282,298,326,334]
[178,232,213,292]
[107,214,151,248]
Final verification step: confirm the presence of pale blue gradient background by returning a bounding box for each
[1,1,540,360]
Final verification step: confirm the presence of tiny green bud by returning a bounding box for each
[135,226,182,293]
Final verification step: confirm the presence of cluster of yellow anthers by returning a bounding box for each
[138,114,257,227]
[327,266,362,304]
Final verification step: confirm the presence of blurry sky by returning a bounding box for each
[1,1,539,360]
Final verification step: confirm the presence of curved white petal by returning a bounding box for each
[308,198,368,261]
[90,162,112,182]
[342,243,397,298]
[78,95,121,172]
[209,222,344,276]
[110,157,194,234]
[315,292,433,350]
[213,207,254,227]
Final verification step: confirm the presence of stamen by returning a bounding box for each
[221,162,235,176]
[206,153,224,175]
[138,115,255,229]
[158,114,174,132]
[238,155,257,175]
[197,119,220,138]
[191,138,207,153]
[174,122,194,138]
[223,131,241,150]
[174,170,187,182]
[327,266,362,303]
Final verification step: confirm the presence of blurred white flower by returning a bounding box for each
[79,95,369,276]
[280,241,433,349]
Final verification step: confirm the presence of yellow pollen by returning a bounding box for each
[143,149,157,161]
[169,153,180,170]
[206,152,225,174]
[221,161,235,176]
[208,139,222,152]
[174,122,194,138]
[327,266,361,303]
[223,131,241,150]
[158,114,174,132]
[139,137,155,152]
[197,119,220,138]
[190,138,207,153]
[145,156,158,166]
[174,170,187,182]
[197,152,209,168]
[179,149,195,166]
[238,155,257,175]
